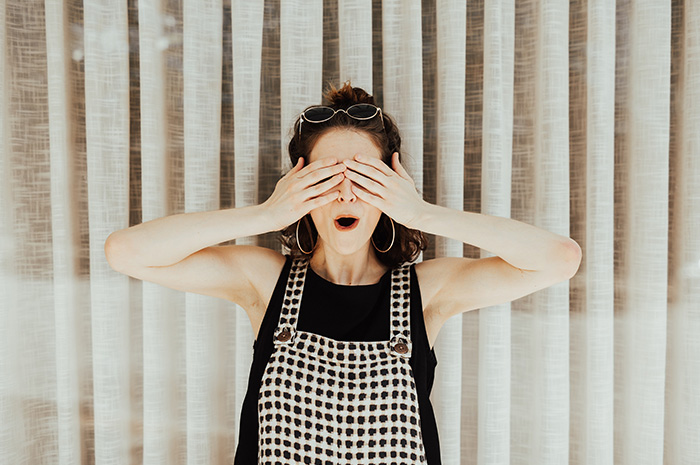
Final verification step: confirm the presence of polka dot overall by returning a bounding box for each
[258,258,427,464]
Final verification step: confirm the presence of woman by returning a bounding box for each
[105,83,581,464]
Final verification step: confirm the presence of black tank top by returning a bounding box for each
[234,256,442,464]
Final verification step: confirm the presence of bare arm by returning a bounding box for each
[343,152,581,326]
[414,205,580,275]
[411,205,580,318]
[105,205,276,272]
[344,152,579,274]
[104,157,347,312]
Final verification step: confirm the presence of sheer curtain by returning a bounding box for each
[1,0,698,464]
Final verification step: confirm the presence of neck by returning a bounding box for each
[309,244,387,285]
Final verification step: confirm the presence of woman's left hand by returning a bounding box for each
[342,152,429,228]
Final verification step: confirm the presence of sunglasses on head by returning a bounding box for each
[299,104,385,135]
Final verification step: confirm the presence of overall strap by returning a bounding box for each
[273,257,309,345]
[389,264,413,358]
[273,258,413,354]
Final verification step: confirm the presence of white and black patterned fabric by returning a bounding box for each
[258,258,426,464]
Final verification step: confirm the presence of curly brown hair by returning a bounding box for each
[279,82,428,268]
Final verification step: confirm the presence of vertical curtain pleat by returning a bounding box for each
[337,0,373,91]
[478,1,514,464]
[279,0,323,170]
[182,1,226,463]
[139,1,186,464]
[83,0,131,463]
[510,8,538,461]
[460,2,483,460]
[666,3,700,463]
[4,1,60,463]
[231,0,264,439]
[45,0,84,463]
[432,1,466,464]
[0,3,22,463]
[575,0,616,464]
[512,1,571,464]
[381,0,423,185]
[614,1,671,464]
[231,0,263,220]
[532,1,571,463]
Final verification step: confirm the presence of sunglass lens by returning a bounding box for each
[347,104,378,119]
[304,107,335,122]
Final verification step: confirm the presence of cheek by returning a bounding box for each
[365,208,383,230]
[308,208,327,230]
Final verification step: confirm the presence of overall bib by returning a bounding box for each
[257,258,427,464]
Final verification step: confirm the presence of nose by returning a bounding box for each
[337,177,356,203]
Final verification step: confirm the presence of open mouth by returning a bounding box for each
[334,216,359,231]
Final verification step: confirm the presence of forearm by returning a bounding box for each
[105,204,276,269]
[413,202,581,273]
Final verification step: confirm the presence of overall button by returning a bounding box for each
[277,330,291,342]
[393,342,408,354]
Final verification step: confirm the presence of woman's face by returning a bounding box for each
[307,129,385,256]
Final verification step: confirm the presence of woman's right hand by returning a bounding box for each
[261,157,346,231]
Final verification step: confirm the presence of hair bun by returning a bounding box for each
[323,81,376,108]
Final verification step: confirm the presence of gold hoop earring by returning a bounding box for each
[372,217,395,253]
[296,219,315,255]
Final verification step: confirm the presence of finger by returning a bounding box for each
[391,152,411,179]
[300,163,346,187]
[306,190,340,210]
[294,164,347,195]
[342,159,389,187]
[350,184,384,209]
[284,157,304,177]
[344,169,387,196]
[306,172,344,196]
[297,156,338,178]
[350,154,395,177]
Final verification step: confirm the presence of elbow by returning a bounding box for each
[556,238,582,280]
[104,231,132,274]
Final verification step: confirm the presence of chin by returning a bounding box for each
[321,235,372,256]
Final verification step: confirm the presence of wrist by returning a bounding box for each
[405,200,436,230]
[250,203,284,233]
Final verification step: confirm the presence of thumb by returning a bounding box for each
[287,157,304,176]
[392,152,410,179]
